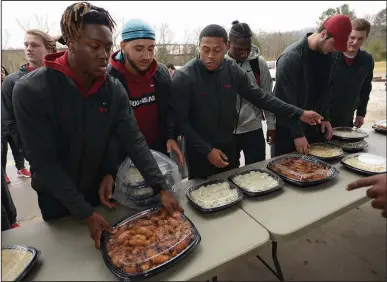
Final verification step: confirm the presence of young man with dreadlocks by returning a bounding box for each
[1,29,57,183]
[170,24,324,180]
[12,2,182,249]
[225,20,275,165]
[273,15,352,157]
[107,19,184,170]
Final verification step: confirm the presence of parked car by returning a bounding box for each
[266,60,276,81]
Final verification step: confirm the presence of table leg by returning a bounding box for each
[256,241,284,281]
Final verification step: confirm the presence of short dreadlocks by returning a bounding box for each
[60,2,116,44]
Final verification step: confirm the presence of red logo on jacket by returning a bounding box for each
[224,84,231,89]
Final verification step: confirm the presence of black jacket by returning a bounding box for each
[107,62,177,142]
[1,64,30,136]
[329,50,374,127]
[12,67,168,220]
[170,58,304,158]
[274,33,335,138]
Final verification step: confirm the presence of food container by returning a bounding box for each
[328,139,368,152]
[266,154,339,187]
[113,150,183,210]
[228,168,284,197]
[308,143,345,161]
[332,127,368,142]
[341,153,387,175]
[186,180,243,213]
[1,245,40,281]
[100,207,201,280]
[372,120,387,134]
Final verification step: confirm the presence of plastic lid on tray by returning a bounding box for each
[342,153,386,173]
[373,120,387,129]
[188,181,240,209]
[106,208,196,275]
[268,154,333,182]
[308,143,344,158]
[329,138,368,149]
[332,127,368,139]
[2,246,36,281]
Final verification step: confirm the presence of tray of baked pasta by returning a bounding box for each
[101,207,201,280]
[341,153,387,175]
[372,120,387,134]
[228,168,284,196]
[186,179,243,213]
[2,245,40,281]
[308,143,345,161]
[266,154,339,187]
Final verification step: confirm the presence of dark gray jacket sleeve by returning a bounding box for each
[236,64,304,119]
[113,82,167,194]
[274,53,305,138]
[13,79,94,220]
[1,75,16,126]
[357,57,374,117]
[170,71,213,158]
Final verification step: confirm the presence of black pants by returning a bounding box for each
[1,133,25,171]
[1,168,17,230]
[275,124,326,157]
[186,139,239,180]
[235,128,266,166]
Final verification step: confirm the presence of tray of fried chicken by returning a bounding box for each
[100,207,201,280]
[266,154,339,187]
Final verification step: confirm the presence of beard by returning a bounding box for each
[124,52,148,75]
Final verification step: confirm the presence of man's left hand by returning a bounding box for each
[167,139,184,166]
[266,129,276,145]
[354,116,365,128]
[160,190,184,215]
[99,175,116,209]
[320,121,333,140]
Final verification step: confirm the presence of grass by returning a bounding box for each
[374,61,386,74]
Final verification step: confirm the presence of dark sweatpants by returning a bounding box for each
[275,124,326,157]
[186,139,239,180]
[235,128,266,166]
[1,168,17,230]
[1,133,25,171]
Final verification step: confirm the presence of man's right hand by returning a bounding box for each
[294,136,310,154]
[299,110,323,125]
[207,148,229,168]
[86,212,110,249]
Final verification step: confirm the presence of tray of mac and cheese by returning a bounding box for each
[100,207,201,280]
[266,154,339,187]
[1,245,40,281]
[341,153,387,175]
[308,143,345,161]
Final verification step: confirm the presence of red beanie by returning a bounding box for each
[323,15,352,52]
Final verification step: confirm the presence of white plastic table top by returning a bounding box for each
[209,127,386,242]
[1,179,270,281]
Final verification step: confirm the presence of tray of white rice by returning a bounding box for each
[186,180,243,213]
[228,169,284,196]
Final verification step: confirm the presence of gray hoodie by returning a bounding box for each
[225,45,276,134]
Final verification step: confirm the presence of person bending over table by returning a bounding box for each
[13,2,183,249]
[347,173,387,218]
[170,24,324,180]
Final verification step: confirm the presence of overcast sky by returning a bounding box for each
[1,1,386,48]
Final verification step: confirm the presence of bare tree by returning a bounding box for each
[2,29,11,49]
[15,14,60,34]
[112,18,125,52]
[155,23,174,64]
